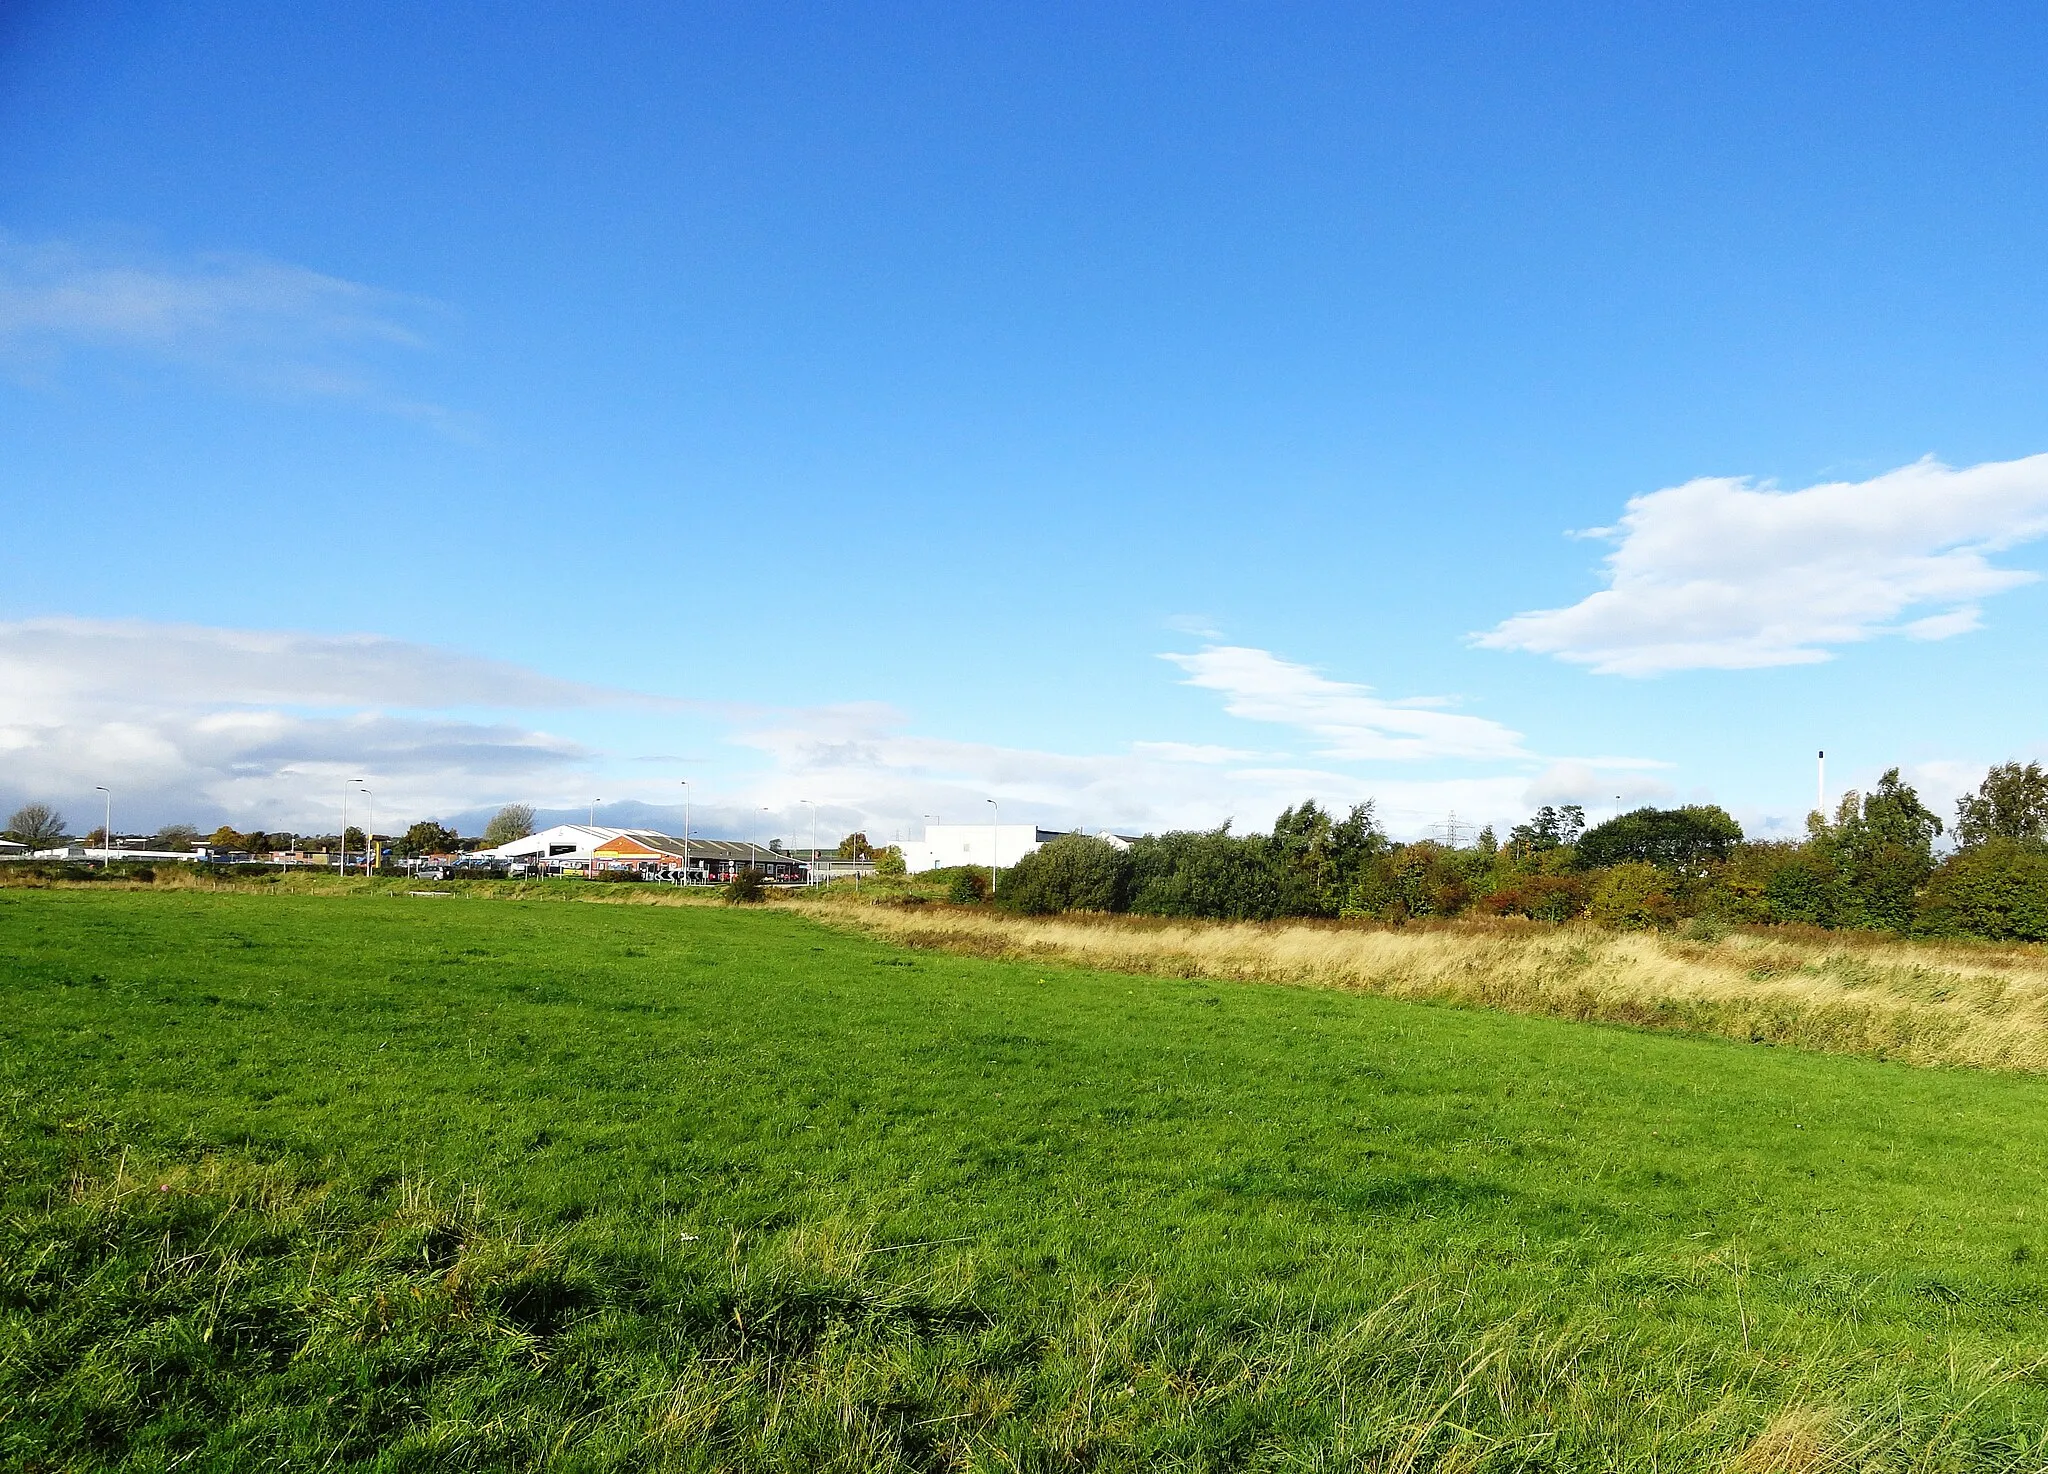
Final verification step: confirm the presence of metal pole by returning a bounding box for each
[361,790,373,874]
[95,787,110,867]
[1817,750,1826,817]
[987,797,998,897]
[679,781,689,885]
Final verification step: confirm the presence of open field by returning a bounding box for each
[813,898,2048,1075]
[7,888,2048,1469]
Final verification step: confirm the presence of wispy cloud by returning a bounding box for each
[725,646,1659,838]
[0,619,660,827]
[0,236,455,423]
[731,701,1667,838]
[1161,646,1529,762]
[0,618,648,711]
[1476,453,2048,676]
[0,619,1670,840]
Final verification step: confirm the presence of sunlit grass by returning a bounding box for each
[6,888,2048,1469]
[814,897,2048,1072]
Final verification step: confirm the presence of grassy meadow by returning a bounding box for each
[815,896,2048,1073]
[6,886,2048,1470]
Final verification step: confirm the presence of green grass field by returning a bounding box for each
[6,888,2048,1470]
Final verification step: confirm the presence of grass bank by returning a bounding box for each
[8,889,2048,1468]
[804,897,2048,1073]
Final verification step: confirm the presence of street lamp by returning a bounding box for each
[358,788,374,874]
[800,799,818,885]
[590,799,601,826]
[986,797,999,897]
[94,786,110,868]
[679,781,690,885]
[341,777,367,876]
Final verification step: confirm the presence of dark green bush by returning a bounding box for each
[1128,830,1297,920]
[999,835,1133,914]
[1576,806,1742,870]
[723,871,767,904]
[947,868,990,904]
[1914,840,2048,942]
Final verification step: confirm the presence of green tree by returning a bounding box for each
[1816,768,1943,931]
[1000,834,1134,914]
[5,803,67,847]
[1914,840,2048,941]
[1507,805,1584,858]
[873,845,906,877]
[1955,762,2048,848]
[1589,862,1676,929]
[1268,800,1388,914]
[1346,843,1478,923]
[481,804,536,849]
[1128,825,1289,920]
[835,832,874,860]
[1576,806,1743,871]
[150,824,199,852]
[398,821,461,858]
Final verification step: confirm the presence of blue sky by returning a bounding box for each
[5,1,2048,844]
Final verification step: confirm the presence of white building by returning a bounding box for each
[900,822,1136,875]
[476,824,663,865]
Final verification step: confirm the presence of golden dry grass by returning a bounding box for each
[804,901,2048,1073]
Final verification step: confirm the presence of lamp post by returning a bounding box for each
[1817,750,1826,817]
[341,777,367,876]
[590,799,600,826]
[986,797,999,897]
[679,781,690,885]
[95,786,110,868]
[800,799,817,885]
[359,788,373,874]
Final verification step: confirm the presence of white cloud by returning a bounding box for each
[1161,645,1528,761]
[0,237,452,421]
[729,702,1665,839]
[0,619,640,828]
[1476,453,2048,676]
[0,620,1670,842]
[0,618,639,711]
[724,647,1660,840]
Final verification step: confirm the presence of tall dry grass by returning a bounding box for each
[806,901,2048,1073]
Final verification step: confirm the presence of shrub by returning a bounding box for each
[1589,862,1675,930]
[1346,844,1473,923]
[1128,829,1298,920]
[1479,873,1587,922]
[999,835,1133,914]
[1763,847,1841,927]
[1914,840,2048,942]
[723,871,766,904]
[947,869,990,904]
[873,846,906,877]
[1575,806,1742,870]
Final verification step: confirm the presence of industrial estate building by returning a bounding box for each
[478,824,819,883]
[900,822,1135,875]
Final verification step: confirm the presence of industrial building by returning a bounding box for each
[899,822,1135,875]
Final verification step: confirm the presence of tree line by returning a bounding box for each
[991,762,2048,942]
